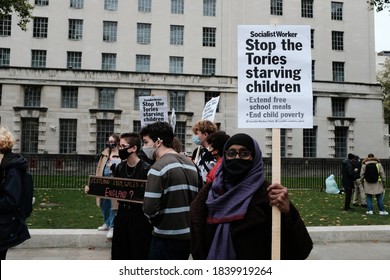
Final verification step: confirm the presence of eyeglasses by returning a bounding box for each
[225,149,252,160]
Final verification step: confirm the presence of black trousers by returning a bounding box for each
[344,187,353,209]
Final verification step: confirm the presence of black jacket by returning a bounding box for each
[190,181,313,260]
[0,152,31,250]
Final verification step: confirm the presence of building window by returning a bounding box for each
[98,88,115,109]
[60,119,77,154]
[313,96,316,116]
[311,29,314,48]
[35,0,49,5]
[68,19,83,40]
[203,0,216,16]
[24,86,41,107]
[133,120,141,133]
[137,23,151,44]
[0,15,12,36]
[174,121,186,148]
[205,92,220,112]
[311,60,315,81]
[105,0,118,11]
[61,86,78,108]
[134,89,151,110]
[0,48,10,66]
[21,118,39,154]
[170,25,184,45]
[303,127,317,157]
[203,27,216,47]
[96,120,114,152]
[301,0,313,18]
[171,0,184,14]
[202,58,216,75]
[280,129,286,157]
[136,55,150,72]
[101,53,116,70]
[103,21,117,42]
[31,50,46,68]
[70,0,84,8]
[335,126,348,158]
[332,31,344,51]
[67,51,82,69]
[332,98,346,117]
[138,0,152,12]
[169,56,184,74]
[169,90,186,111]
[332,61,345,82]
[270,0,283,16]
[33,17,48,38]
[331,2,343,20]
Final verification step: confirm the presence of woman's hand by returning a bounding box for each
[267,183,290,214]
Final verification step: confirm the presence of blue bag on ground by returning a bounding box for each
[325,174,340,194]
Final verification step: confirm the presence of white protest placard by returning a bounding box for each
[201,96,220,121]
[139,96,168,127]
[170,108,176,132]
[237,25,313,128]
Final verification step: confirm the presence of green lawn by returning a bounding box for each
[26,188,390,229]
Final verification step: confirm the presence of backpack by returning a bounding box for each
[364,162,379,183]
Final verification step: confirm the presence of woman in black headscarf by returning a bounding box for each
[190,133,313,260]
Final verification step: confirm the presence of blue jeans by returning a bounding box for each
[366,193,385,212]
[100,198,115,228]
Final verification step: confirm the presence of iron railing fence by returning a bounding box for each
[23,155,390,190]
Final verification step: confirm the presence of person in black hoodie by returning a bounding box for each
[0,126,31,260]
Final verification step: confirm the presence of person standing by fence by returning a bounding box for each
[0,126,31,260]
[360,153,388,215]
[85,134,119,239]
[341,153,356,211]
[352,155,366,207]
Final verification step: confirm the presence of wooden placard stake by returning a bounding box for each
[271,128,281,260]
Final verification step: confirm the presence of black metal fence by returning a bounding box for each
[24,154,390,190]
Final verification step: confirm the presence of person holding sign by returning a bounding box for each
[140,122,200,260]
[190,133,313,260]
[85,134,119,239]
[191,120,218,184]
[111,133,152,260]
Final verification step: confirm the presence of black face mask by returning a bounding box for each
[107,143,116,149]
[224,159,253,184]
[119,149,132,160]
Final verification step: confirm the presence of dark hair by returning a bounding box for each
[206,131,230,157]
[120,132,141,152]
[347,153,355,160]
[139,122,174,148]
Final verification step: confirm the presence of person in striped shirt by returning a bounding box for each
[140,121,200,260]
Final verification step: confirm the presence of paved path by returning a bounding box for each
[6,241,390,260]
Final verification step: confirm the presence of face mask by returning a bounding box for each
[224,159,253,184]
[119,148,132,160]
[192,135,202,145]
[143,146,157,160]
[107,143,116,149]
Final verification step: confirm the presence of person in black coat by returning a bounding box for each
[0,126,31,260]
[341,153,357,211]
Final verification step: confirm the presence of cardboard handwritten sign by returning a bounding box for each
[86,176,147,203]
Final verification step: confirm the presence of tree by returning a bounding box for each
[368,0,390,12]
[378,58,390,123]
[0,0,33,31]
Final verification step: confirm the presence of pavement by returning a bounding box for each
[5,226,390,260]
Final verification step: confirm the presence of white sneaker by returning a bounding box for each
[106,227,114,239]
[366,210,373,215]
[98,223,109,231]
[379,211,389,216]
